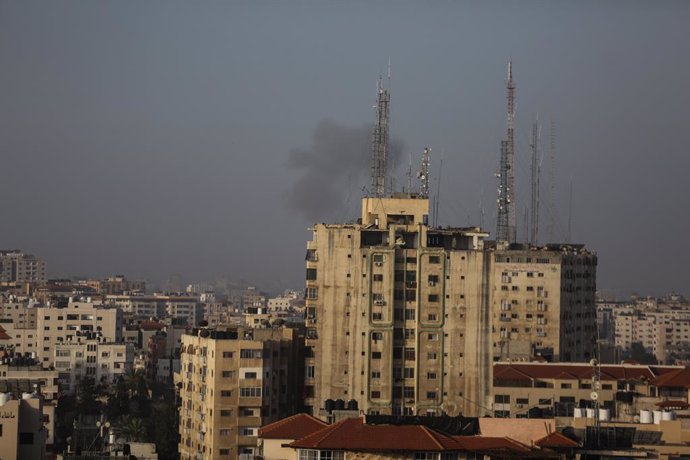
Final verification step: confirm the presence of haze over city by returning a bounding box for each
[2,1,689,297]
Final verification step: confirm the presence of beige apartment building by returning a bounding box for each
[177,326,302,460]
[54,338,134,392]
[305,195,597,418]
[35,302,122,365]
[0,250,46,285]
[0,392,47,460]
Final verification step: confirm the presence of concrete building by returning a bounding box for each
[0,392,47,460]
[0,250,46,285]
[84,275,146,295]
[107,293,202,325]
[35,301,122,365]
[305,195,597,418]
[54,338,134,392]
[177,326,303,460]
[0,298,38,329]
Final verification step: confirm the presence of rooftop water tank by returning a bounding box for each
[599,408,611,422]
[653,410,662,424]
[640,410,653,424]
[0,393,9,406]
[573,408,584,419]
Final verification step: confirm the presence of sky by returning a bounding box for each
[1,1,689,298]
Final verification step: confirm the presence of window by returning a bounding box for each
[404,328,415,340]
[371,390,381,399]
[373,274,384,282]
[220,390,232,397]
[240,349,263,359]
[428,313,438,321]
[220,410,232,416]
[426,391,437,400]
[561,383,572,389]
[306,287,318,300]
[428,294,439,302]
[516,398,529,405]
[371,352,382,359]
[306,268,317,281]
[405,309,416,320]
[239,387,262,397]
[427,352,437,360]
[427,372,437,380]
[404,348,415,360]
[404,386,415,398]
[427,332,438,340]
[219,429,230,436]
[222,371,235,378]
[372,332,383,340]
[371,371,381,379]
[219,449,231,455]
[415,453,437,460]
[404,367,415,378]
[429,256,441,264]
[494,395,510,404]
[305,366,315,379]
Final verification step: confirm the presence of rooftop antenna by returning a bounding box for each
[435,153,444,227]
[529,114,541,246]
[406,153,413,194]
[547,119,557,242]
[479,191,485,229]
[496,60,517,243]
[371,65,391,198]
[567,176,573,244]
[418,147,431,199]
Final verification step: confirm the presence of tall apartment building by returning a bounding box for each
[0,250,46,284]
[35,302,122,365]
[84,275,146,295]
[177,326,303,460]
[304,195,597,417]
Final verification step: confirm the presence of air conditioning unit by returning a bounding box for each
[374,300,385,306]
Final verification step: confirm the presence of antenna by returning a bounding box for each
[371,69,391,197]
[417,147,431,199]
[435,154,444,227]
[548,119,557,242]
[496,60,517,243]
[523,206,528,243]
[529,114,541,246]
[567,176,573,244]
[406,153,413,194]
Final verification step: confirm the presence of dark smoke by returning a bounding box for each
[286,119,403,222]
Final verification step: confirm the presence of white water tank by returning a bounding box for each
[640,410,653,424]
[661,411,675,421]
[599,408,611,422]
[653,410,662,424]
[586,408,596,419]
[21,392,34,400]
[0,393,9,406]
[574,408,584,419]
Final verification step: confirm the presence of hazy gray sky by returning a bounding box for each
[1,1,688,297]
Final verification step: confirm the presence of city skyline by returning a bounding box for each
[2,1,689,297]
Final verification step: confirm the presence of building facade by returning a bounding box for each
[305,195,597,418]
[0,250,46,285]
[177,326,303,460]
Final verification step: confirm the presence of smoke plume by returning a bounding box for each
[286,119,403,222]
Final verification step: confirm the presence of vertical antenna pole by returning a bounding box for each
[496,61,517,243]
[371,68,390,197]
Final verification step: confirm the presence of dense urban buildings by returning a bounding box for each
[304,194,597,418]
[0,250,46,285]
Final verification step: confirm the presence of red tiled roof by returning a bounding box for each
[289,417,465,452]
[259,413,329,440]
[140,320,165,331]
[652,367,690,389]
[0,326,10,341]
[535,432,579,449]
[454,436,532,453]
[494,362,682,383]
[655,400,689,409]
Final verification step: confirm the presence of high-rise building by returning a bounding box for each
[0,250,46,285]
[177,326,303,460]
[304,195,596,417]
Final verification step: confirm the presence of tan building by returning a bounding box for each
[85,275,146,295]
[0,299,38,329]
[54,338,134,392]
[177,326,303,460]
[0,392,47,460]
[305,195,597,418]
[0,250,46,285]
[35,301,122,365]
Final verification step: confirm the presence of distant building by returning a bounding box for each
[177,326,303,460]
[84,275,146,295]
[54,338,134,392]
[0,250,46,285]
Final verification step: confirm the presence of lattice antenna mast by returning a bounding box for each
[547,120,557,241]
[371,72,391,197]
[529,114,541,246]
[418,147,431,199]
[496,61,517,243]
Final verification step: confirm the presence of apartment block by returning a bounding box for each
[0,250,46,285]
[0,392,47,460]
[35,302,122,365]
[54,337,134,392]
[305,195,597,418]
[84,275,146,295]
[177,326,303,460]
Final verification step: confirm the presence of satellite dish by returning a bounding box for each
[590,392,599,401]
